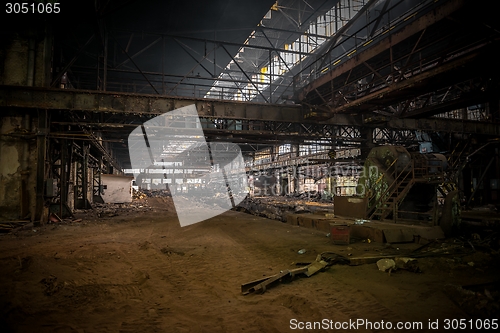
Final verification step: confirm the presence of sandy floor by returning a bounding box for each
[0,197,498,333]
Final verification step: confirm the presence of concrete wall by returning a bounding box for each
[0,26,52,221]
[0,27,52,86]
[101,174,133,203]
[0,114,37,220]
[1,37,28,86]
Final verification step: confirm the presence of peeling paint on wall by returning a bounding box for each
[2,38,28,86]
[0,114,37,220]
[0,142,21,219]
[0,145,20,175]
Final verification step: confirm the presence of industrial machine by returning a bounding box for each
[357,145,452,225]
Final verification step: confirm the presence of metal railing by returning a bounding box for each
[367,157,414,220]
[293,0,440,92]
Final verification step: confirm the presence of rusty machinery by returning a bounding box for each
[356,146,459,230]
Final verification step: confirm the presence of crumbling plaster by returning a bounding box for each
[0,115,37,220]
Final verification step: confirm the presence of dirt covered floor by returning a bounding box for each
[0,197,499,333]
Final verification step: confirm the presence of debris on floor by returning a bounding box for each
[377,259,396,272]
[241,252,346,295]
[74,201,153,219]
[236,196,333,222]
[132,188,148,200]
[40,275,63,296]
[136,189,171,198]
[376,257,421,274]
[0,220,32,233]
[444,281,500,318]
[345,236,500,278]
[395,257,421,273]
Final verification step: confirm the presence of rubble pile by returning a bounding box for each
[132,189,147,200]
[237,197,287,221]
[137,189,171,198]
[93,202,152,218]
[72,201,153,219]
[444,282,500,318]
[170,194,229,212]
[0,220,32,233]
[236,196,334,222]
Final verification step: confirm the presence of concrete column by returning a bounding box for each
[83,144,89,209]
[34,109,47,224]
[20,113,31,219]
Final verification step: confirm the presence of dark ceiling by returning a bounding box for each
[4,0,276,34]
[56,0,276,95]
[1,0,340,169]
[2,0,276,93]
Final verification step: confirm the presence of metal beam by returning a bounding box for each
[171,38,214,79]
[467,156,495,206]
[221,45,269,103]
[113,28,313,56]
[319,0,379,69]
[383,118,500,137]
[0,85,304,121]
[110,33,159,94]
[51,34,95,88]
[299,0,466,99]
[0,85,498,136]
[328,50,485,115]
[115,37,161,69]
[369,0,392,38]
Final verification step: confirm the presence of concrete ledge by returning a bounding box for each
[287,212,445,244]
[285,212,336,233]
[351,222,445,243]
[241,198,445,244]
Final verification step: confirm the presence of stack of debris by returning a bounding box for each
[0,220,31,233]
[236,197,289,221]
[92,202,151,217]
[132,189,147,200]
[139,189,171,198]
[236,196,334,222]
[241,252,347,295]
[93,203,120,218]
[73,202,153,219]
[444,282,500,318]
[376,257,421,274]
[132,188,173,199]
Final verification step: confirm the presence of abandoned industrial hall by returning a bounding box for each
[0,0,499,332]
